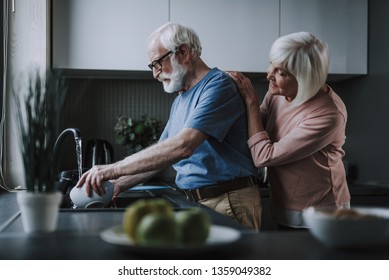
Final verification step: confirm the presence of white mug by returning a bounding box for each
[70,181,114,208]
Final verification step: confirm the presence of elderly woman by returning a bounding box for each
[228,32,350,230]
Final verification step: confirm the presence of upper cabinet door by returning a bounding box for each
[170,0,279,72]
[52,0,169,71]
[280,0,368,74]
[52,0,367,75]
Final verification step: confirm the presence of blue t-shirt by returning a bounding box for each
[159,68,257,189]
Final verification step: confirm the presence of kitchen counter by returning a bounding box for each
[1,190,389,260]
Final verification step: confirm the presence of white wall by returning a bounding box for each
[4,0,48,188]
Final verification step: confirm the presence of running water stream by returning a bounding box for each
[75,137,83,179]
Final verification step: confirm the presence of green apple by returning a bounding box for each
[176,207,211,244]
[122,198,173,240]
[136,213,178,246]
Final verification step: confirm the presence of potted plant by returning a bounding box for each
[114,114,162,154]
[14,69,67,233]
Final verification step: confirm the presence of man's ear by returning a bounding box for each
[177,44,190,55]
[177,44,191,63]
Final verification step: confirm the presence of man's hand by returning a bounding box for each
[76,164,117,197]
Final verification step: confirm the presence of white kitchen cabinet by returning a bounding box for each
[170,0,279,72]
[52,0,169,71]
[52,0,368,75]
[280,0,368,75]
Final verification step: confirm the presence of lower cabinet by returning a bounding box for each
[259,185,389,231]
[351,195,389,207]
[259,188,277,231]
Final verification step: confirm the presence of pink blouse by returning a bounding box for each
[248,86,351,221]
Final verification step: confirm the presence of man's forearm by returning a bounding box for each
[113,170,161,193]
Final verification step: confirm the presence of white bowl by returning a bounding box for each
[70,181,114,208]
[303,206,389,248]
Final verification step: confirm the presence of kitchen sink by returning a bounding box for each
[61,184,189,210]
[113,190,181,209]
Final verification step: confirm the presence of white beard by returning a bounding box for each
[159,58,187,93]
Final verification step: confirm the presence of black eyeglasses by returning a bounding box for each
[148,50,174,71]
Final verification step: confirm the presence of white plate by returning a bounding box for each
[100,224,241,255]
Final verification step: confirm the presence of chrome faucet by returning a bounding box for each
[52,128,83,185]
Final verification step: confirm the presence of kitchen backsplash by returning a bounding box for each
[59,78,175,171]
[58,76,267,175]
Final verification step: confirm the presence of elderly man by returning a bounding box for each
[77,22,262,230]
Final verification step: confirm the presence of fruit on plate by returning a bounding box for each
[136,213,178,246]
[122,198,173,240]
[123,199,211,246]
[176,207,211,244]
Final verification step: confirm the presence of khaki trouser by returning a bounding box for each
[199,185,262,231]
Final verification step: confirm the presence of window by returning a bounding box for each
[1,0,3,117]
[0,0,6,191]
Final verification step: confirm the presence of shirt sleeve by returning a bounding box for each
[248,105,345,167]
[185,74,246,142]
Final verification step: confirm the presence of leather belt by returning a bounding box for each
[183,176,257,202]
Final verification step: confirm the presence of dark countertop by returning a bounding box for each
[2,222,389,260]
[0,190,20,228]
[1,189,389,260]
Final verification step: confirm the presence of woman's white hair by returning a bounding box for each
[269,32,329,105]
[148,22,202,56]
